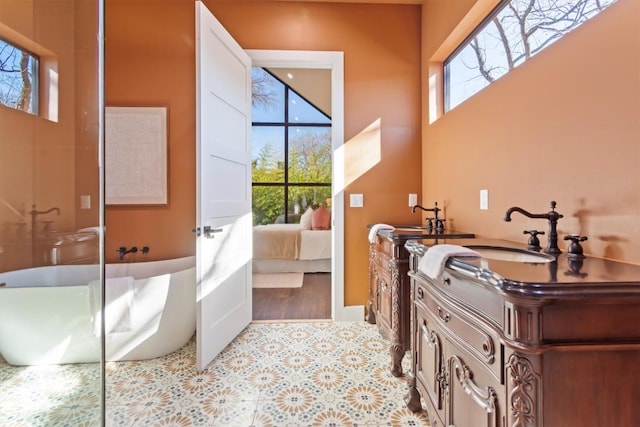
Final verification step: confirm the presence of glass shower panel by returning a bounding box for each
[0,0,103,425]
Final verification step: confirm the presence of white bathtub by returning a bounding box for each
[0,256,195,366]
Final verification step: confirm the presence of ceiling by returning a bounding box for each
[268,68,332,116]
[268,0,422,3]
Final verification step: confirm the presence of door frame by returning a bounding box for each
[246,50,361,322]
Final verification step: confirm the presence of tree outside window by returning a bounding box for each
[252,68,332,225]
[0,38,38,115]
[445,0,618,111]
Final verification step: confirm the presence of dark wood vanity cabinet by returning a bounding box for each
[408,275,505,427]
[405,241,640,427]
[367,229,475,377]
[367,234,410,377]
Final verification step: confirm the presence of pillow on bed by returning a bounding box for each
[312,205,331,230]
[300,207,314,230]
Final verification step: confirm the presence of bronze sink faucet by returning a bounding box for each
[28,204,61,232]
[504,201,563,255]
[411,201,445,232]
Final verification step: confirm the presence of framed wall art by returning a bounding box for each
[105,106,168,205]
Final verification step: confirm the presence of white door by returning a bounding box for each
[195,1,252,371]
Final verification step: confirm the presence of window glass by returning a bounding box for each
[252,126,284,183]
[445,0,618,111]
[0,38,39,115]
[252,67,332,225]
[288,91,330,124]
[252,67,284,122]
[289,186,332,216]
[252,186,285,225]
[288,127,331,184]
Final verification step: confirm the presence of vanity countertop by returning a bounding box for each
[367,224,475,241]
[405,238,640,295]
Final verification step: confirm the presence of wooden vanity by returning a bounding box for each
[367,227,474,376]
[404,239,640,427]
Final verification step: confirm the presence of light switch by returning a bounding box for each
[480,189,488,210]
[80,195,91,210]
[350,193,364,208]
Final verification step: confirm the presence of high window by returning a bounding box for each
[0,38,39,115]
[445,0,618,111]
[251,68,332,225]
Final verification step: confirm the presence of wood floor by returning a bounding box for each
[252,273,331,321]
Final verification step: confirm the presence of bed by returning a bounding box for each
[252,223,331,273]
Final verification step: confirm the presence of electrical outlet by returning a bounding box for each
[480,189,489,210]
[409,193,418,207]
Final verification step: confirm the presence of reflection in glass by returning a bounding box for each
[0,39,39,115]
[0,0,103,425]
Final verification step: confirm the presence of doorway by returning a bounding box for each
[251,64,332,321]
[246,50,348,321]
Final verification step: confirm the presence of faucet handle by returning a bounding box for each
[523,230,545,251]
[426,217,434,231]
[564,234,588,259]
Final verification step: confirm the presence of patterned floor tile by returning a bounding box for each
[1,321,430,427]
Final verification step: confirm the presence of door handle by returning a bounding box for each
[203,225,223,239]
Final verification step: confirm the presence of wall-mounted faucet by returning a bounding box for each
[118,246,138,261]
[504,201,563,255]
[28,205,60,232]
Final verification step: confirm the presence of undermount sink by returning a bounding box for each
[392,225,428,231]
[467,246,555,264]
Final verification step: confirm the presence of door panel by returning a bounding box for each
[195,1,252,371]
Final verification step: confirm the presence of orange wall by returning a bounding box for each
[0,0,100,272]
[105,0,196,263]
[105,0,422,306]
[421,0,640,264]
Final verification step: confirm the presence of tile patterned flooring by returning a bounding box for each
[1,321,430,426]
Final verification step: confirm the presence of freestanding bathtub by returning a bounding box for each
[0,256,195,366]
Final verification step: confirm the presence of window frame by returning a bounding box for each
[252,68,332,225]
[443,0,618,112]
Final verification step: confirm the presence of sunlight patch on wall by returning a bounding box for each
[341,118,381,189]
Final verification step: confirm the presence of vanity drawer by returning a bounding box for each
[372,249,392,272]
[372,236,393,256]
[414,280,502,381]
[428,270,504,329]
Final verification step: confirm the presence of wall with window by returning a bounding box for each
[105,1,422,306]
[0,0,99,271]
[421,0,640,263]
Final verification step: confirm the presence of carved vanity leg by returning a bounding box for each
[390,340,404,377]
[367,247,377,324]
[405,369,422,412]
[389,260,404,376]
[366,300,376,324]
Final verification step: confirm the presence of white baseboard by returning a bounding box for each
[336,305,364,322]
